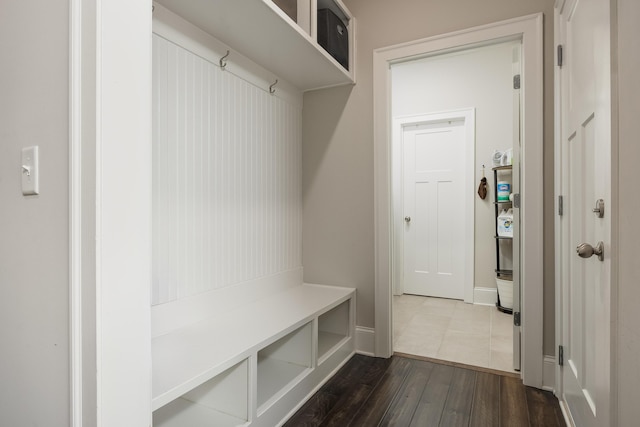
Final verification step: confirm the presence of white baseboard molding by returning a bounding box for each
[559,399,576,427]
[355,326,375,356]
[473,287,497,306]
[543,355,556,392]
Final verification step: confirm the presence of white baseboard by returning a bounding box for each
[559,399,576,427]
[543,355,556,392]
[355,326,375,356]
[473,287,497,306]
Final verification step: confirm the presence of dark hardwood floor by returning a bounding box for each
[284,354,566,427]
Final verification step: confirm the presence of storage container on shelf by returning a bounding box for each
[496,277,513,309]
[497,208,514,237]
[497,181,511,202]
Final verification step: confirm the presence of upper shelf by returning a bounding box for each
[155,0,355,91]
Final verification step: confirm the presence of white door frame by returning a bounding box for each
[373,14,544,387]
[70,0,152,425]
[392,109,475,303]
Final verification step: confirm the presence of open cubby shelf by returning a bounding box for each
[318,331,347,359]
[257,358,311,411]
[257,322,313,411]
[318,300,351,363]
[154,359,249,427]
[154,397,248,427]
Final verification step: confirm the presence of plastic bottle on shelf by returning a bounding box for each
[497,208,514,237]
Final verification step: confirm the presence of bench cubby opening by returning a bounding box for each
[257,321,313,412]
[318,299,351,363]
[153,359,249,427]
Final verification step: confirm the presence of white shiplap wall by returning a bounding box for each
[152,34,302,305]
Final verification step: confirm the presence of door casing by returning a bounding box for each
[373,14,544,387]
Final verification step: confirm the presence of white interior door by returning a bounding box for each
[402,111,473,300]
[558,0,612,425]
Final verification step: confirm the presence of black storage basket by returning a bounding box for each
[317,8,349,70]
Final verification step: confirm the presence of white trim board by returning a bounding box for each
[355,327,375,357]
[543,355,556,392]
[70,0,101,424]
[553,0,564,402]
[373,13,544,388]
[71,0,153,424]
[473,287,498,306]
[69,1,82,425]
[559,399,577,427]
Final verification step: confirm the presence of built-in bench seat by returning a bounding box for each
[152,282,356,427]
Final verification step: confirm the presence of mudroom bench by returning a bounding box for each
[151,280,356,427]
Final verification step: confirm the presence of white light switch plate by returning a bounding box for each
[22,146,39,195]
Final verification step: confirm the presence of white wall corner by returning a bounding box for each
[355,326,376,356]
[543,355,556,392]
[473,287,498,306]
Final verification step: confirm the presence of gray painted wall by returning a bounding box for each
[302,0,556,355]
[0,1,70,425]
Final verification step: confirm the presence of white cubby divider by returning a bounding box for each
[152,283,355,426]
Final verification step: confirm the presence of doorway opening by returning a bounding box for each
[390,41,519,373]
[373,14,544,387]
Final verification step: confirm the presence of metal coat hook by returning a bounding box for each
[219,50,230,70]
[269,79,278,94]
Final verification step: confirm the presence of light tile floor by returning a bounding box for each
[393,294,517,373]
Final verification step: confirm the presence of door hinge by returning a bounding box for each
[514,311,521,326]
[513,74,521,89]
[558,195,564,216]
[559,345,564,366]
[557,44,564,67]
[513,193,521,208]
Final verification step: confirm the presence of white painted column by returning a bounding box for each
[98,0,152,424]
[72,0,153,424]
